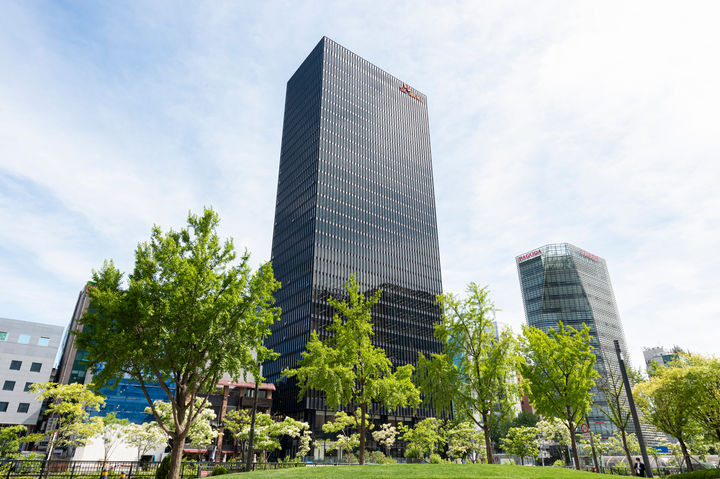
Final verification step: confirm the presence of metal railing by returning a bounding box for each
[0,459,306,479]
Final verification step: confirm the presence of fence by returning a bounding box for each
[0,460,306,479]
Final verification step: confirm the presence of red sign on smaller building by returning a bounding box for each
[581,250,600,262]
[517,249,542,262]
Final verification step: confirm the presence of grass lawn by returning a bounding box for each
[233,463,610,478]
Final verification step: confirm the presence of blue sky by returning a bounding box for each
[1,1,718,369]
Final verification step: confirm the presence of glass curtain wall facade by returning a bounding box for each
[516,243,629,437]
[266,37,443,428]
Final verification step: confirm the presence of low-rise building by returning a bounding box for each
[0,318,64,431]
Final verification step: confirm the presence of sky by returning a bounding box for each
[1,1,718,370]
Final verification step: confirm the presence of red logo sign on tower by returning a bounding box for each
[400,83,423,103]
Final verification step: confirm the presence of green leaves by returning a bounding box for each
[281,274,421,465]
[501,426,539,464]
[519,322,597,424]
[519,322,598,470]
[420,283,518,464]
[30,382,105,452]
[75,208,280,478]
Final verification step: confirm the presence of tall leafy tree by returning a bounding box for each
[30,382,105,459]
[519,322,598,470]
[75,209,280,479]
[684,355,720,443]
[633,358,705,472]
[282,275,421,465]
[415,283,518,464]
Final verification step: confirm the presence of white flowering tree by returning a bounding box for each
[146,400,217,452]
[446,422,484,463]
[224,410,309,463]
[124,422,168,460]
[371,423,397,457]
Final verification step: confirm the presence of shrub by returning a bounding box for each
[404,447,420,459]
[344,453,358,464]
[155,456,171,479]
[211,466,228,476]
[429,453,443,464]
[553,459,565,467]
[368,451,395,464]
[667,469,720,479]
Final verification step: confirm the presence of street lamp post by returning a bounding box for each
[614,340,653,478]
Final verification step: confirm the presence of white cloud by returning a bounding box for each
[0,1,718,371]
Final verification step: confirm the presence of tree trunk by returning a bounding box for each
[168,435,186,479]
[567,420,581,470]
[481,412,494,465]
[678,438,693,472]
[246,380,260,472]
[359,403,367,465]
[620,427,633,474]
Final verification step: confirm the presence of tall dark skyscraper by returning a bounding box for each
[265,37,443,427]
[516,243,630,437]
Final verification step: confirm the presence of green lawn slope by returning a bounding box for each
[235,463,609,478]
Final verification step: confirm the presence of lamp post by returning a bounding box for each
[614,340,653,478]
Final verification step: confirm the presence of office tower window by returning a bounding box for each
[10,360,22,370]
[30,362,42,372]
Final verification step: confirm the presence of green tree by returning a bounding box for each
[398,417,445,460]
[321,410,364,461]
[501,426,539,465]
[282,275,421,465]
[99,413,129,464]
[684,355,720,443]
[224,410,308,463]
[446,422,485,463]
[519,323,598,470]
[75,209,280,479]
[634,362,704,472]
[0,425,43,458]
[415,284,518,464]
[123,422,167,461]
[537,418,570,466]
[30,382,105,459]
[223,409,253,462]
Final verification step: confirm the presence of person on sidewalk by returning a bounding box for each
[634,457,646,477]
